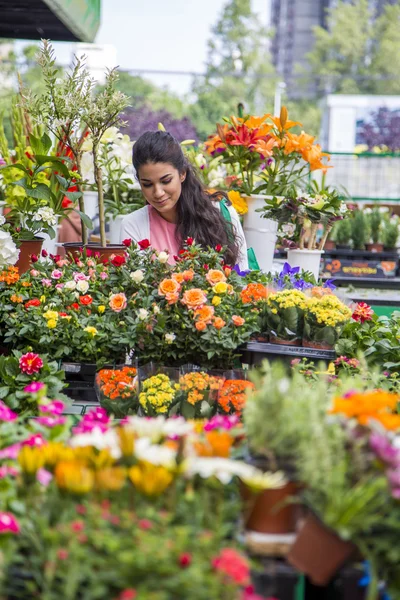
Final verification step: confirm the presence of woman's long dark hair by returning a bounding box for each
[132,131,240,266]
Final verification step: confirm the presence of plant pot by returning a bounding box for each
[62,362,98,384]
[323,239,336,251]
[286,249,324,280]
[270,335,301,347]
[243,195,278,274]
[287,513,356,586]
[107,214,125,244]
[336,244,351,251]
[302,339,334,351]
[15,238,44,274]
[63,242,126,263]
[242,481,299,534]
[366,243,384,253]
[384,246,396,252]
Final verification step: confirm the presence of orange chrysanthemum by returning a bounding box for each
[98,366,137,401]
[10,294,23,303]
[240,283,268,304]
[218,380,255,414]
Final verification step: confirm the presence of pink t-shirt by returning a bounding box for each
[149,206,180,264]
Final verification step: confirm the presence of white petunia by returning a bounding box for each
[0,230,20,268]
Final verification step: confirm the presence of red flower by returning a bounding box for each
[138,519,152,530]
[62,197,73,209]
[30,254,38,263]
[41,249,48,258]
[79,295,93,305]
[50,254,61,263]
[138,239,151,250]
[25,299,41,309]
[19,352,44,375]
[179,553,192,568]
[186,237,194,246]
[212,548,250,585]
[71,520,84,533]
[215,244,222,252]
[71,303,80,311]
[203,264,209,271]
[122,238,132,247]
[352,302,374,323]
[118,590,137,600]
[56,549,69,561]
[59,312,68,317]
[111,255,126,267]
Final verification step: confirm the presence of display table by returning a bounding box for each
[241,342,336,366]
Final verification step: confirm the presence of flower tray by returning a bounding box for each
[240,341,335,367]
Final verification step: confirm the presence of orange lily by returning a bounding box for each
[244,114,271,129]
[253,137,278,157]
[270,114,302,132]
[283,131,315,155]
[302,143,332,172]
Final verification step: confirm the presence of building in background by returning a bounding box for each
[73,44,117,85]
[270,0,397,98]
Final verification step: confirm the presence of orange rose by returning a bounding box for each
[206,269,227,286]
[182,269,194,281]
[195,321,207,331]
[172,273,184,284]
[213,317,226,330]
[166,292,180,305]
[159,278,181,297]
[194,305,215,324]
[109,293,127,312]
[232,315,245,326]
[181,288,207,310]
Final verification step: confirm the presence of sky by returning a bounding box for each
[33,0,271,96]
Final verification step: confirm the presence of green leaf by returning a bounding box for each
[73,209,93,230]
[64,191,83,201]
[0,387,10,399]
[35,157,71,179]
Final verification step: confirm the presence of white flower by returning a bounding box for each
[157,251,169,264]
[138,308,149,320]
[379,207,390,213]
[0,230,20,268]
[183,457,248,485]
[162,417,194,438]
[70,427,121,459]
[130,269,144,283]
[281,223,296,237]
[101,126,120,144]
[80,151,95,184]
[194,153,207,168]
[153,305,161,315]
[33,207,57,226]
[339,202,348,215]
[125,416,167,441]
[165,333,176,344]
[64,280,77,291]
[134,437,177,467]
[0,215,5,226]
[76,279,89,294]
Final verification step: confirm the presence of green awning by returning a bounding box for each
[0,0,100,43]
[42,0,101,42]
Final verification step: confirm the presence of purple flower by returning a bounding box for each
[387,468,400,487]
[24,382,45,394]
[370,433,400,466]
[281,262,300,277]
[324,279,336,290]
[233,264,250,277]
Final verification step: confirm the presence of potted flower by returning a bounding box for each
[205,107,331,272]
[303,294,352,350]
[266,289,307,346]
[261,186,347,278]
[95,365,138,418]
[22,40,130,258]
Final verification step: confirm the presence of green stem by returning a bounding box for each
[93,143,106,247]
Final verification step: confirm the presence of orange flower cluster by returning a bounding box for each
[218,379,255,414]
[0,266,19,285]
[195,431,234,458]
[329,390,400,431]
[10,294,23,303]
[310,286,334,299]
[98,367,137,401]
[179,372,223,405]
[240,283,268,304]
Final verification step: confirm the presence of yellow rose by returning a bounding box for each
[212,296,222,306]
[47,319,57,329]
[43,310,59,320]
[212,282,228,295]
[84,326,98,336]
[98,305,106,314]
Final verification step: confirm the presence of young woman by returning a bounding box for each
[120,131,248,270]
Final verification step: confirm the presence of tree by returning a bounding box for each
[189,0,277,139]
[305,0,400,95]
[124,106,198,143]
[358,107,400,151]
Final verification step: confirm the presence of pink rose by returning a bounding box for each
[51,269,63,279]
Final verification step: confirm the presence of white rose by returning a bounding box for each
[0,215,6,226]
[165,333,176,344]
[64,280,77,291]
[0,230,20,267]
[130,269,144,283]
[157,251,169,264]
[138,308,149,321]
[76,279,89,294]
[153,305,161,315]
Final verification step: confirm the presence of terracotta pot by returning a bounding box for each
[366,243,384,253]
[242,481,299,534]
[287,513,355,586]
[15,239,43,274]
[323,239,336,251]
[302,339,334,351]
[63,242,126,263]
[270,335,301,347]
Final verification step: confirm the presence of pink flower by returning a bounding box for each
[212,548,250,585]
[179,553,192,568]
[36,468,53,487]
[0,512,20,534]
[56,259,69,267]
[100,271,108,280]
[71,520,84,533]
[24,381,45,393]
[40,399,64,415]
[0,466,19,479]
[118,590,137,600]
[41,278,52,287]
[36,416,66,427]
[57,549,69,561]
[30,269,39,277]
[0,443,21,460]
[73,272,90,282]
[55,283,64,290]
[19,352,44,375]
[352,302,374,323]
[22,433,46,447]
[138,519,152,530]
[87,259,95,267]
[51,269,63,279]
[0,401,18,422]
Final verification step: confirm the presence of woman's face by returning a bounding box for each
[138,162,186,222]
